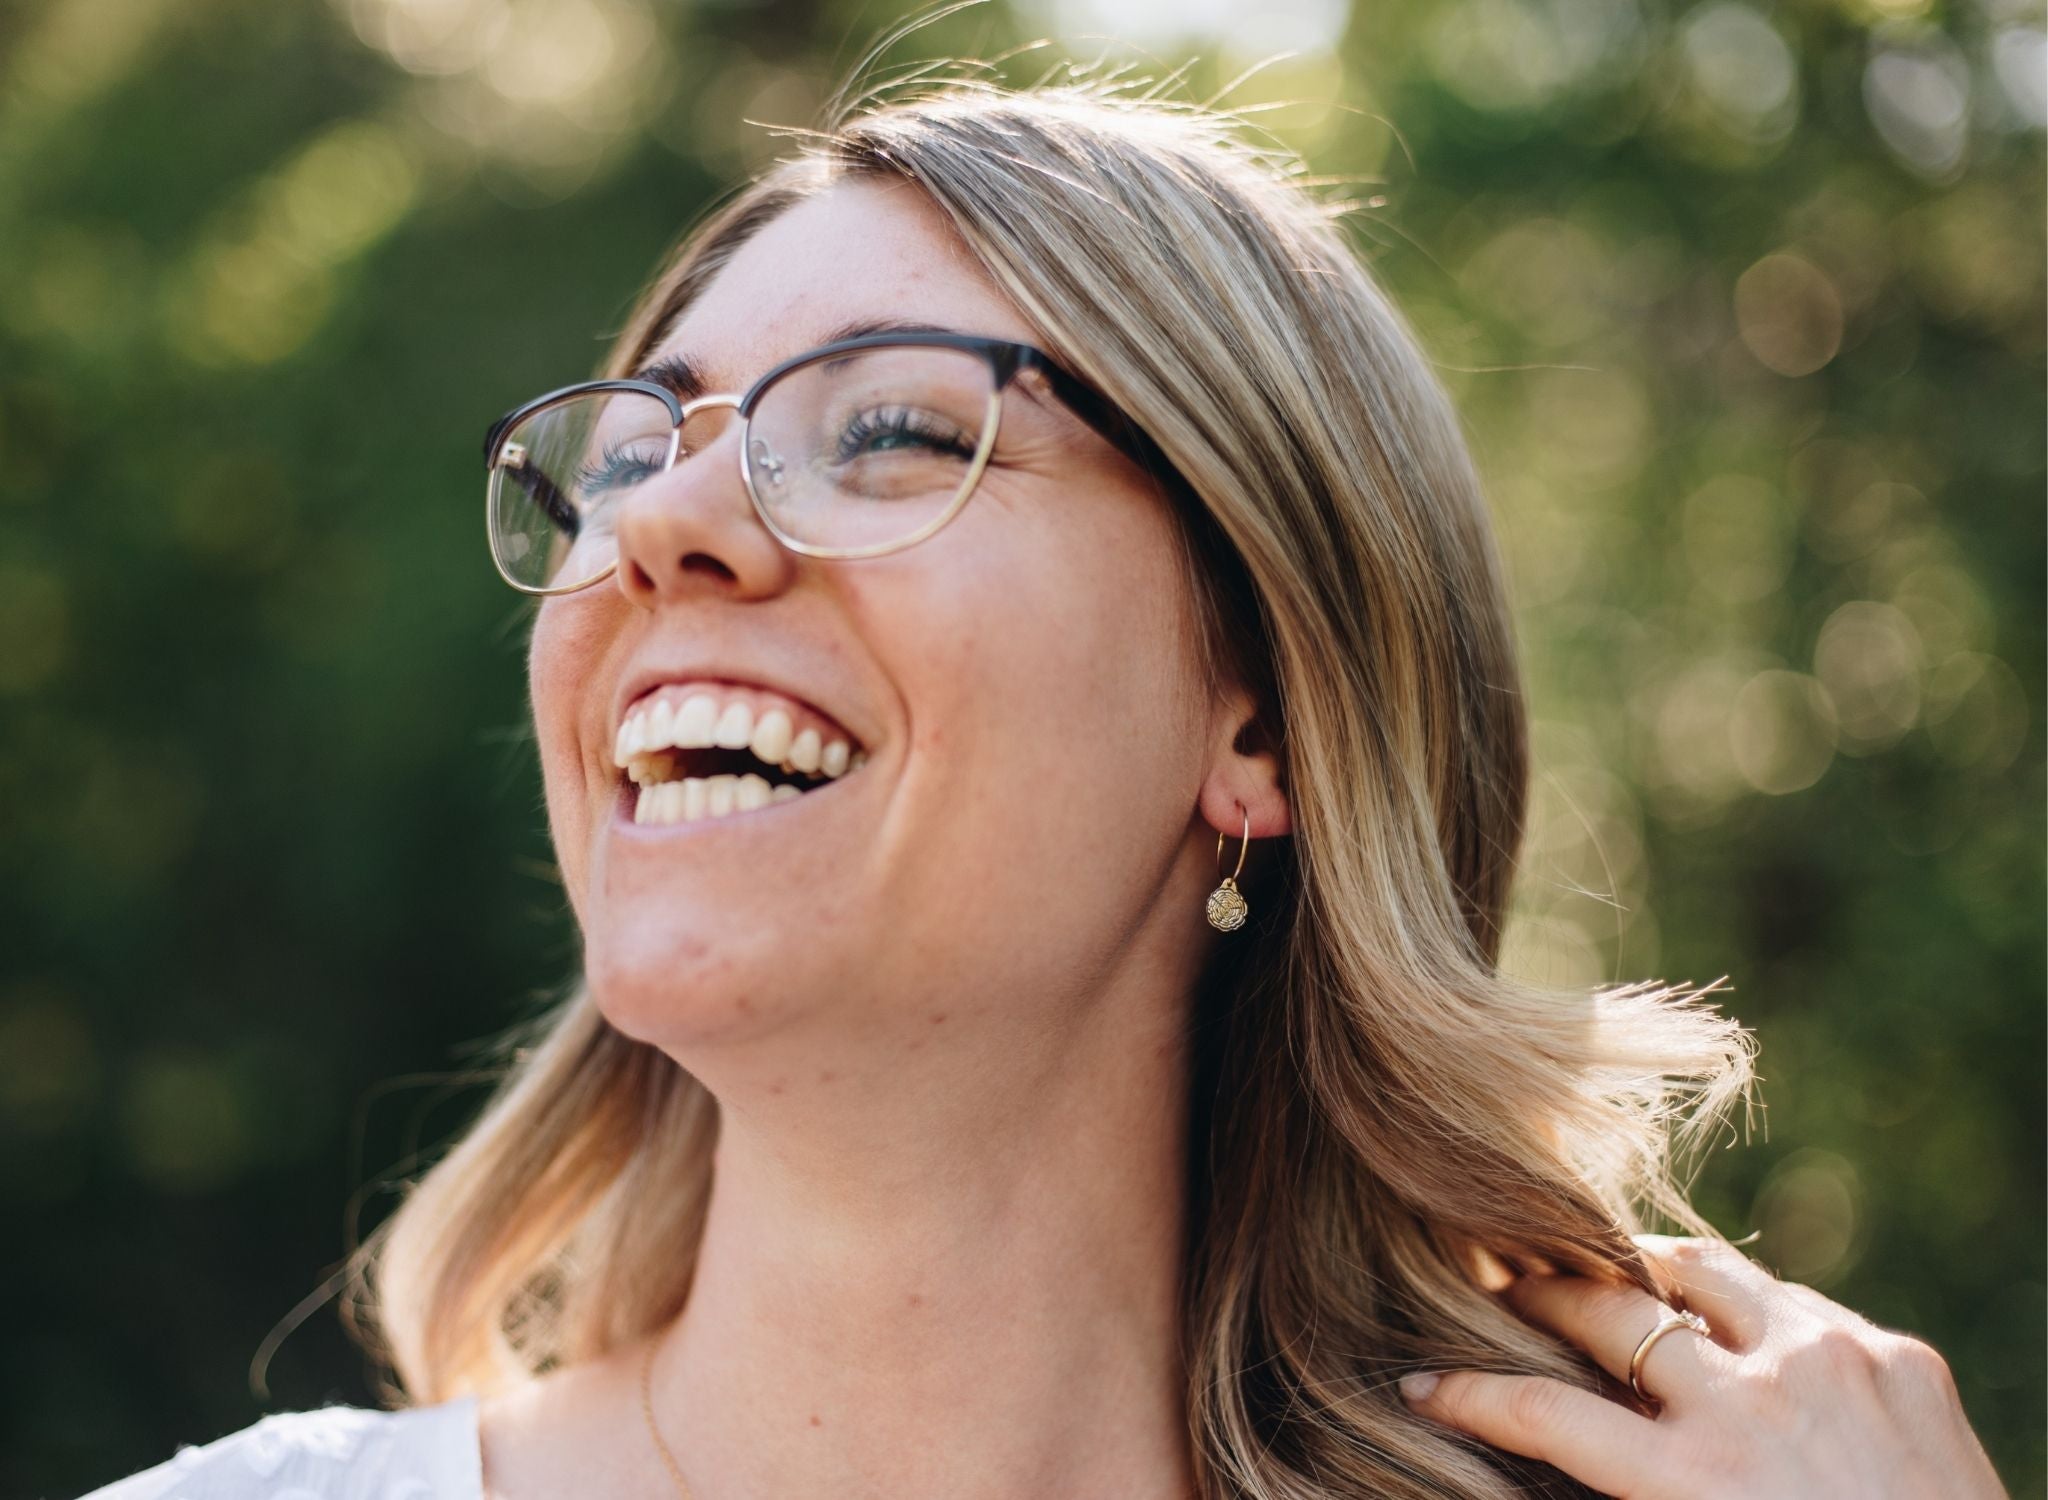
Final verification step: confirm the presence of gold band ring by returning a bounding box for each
[1628,1307,1712,1405]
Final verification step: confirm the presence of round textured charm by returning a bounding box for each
[1205,882,1249,932]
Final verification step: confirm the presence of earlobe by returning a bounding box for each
[1200,778,1291,841]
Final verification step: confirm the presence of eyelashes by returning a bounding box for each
[832,406,976,462]
[571,404,978,502]
[575,436,668,494]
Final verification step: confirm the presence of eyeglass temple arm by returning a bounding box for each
[1017,353,1181,493]
[485,414,585,537]
[499,455,581,539]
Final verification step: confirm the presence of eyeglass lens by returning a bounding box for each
[488,343,999,591]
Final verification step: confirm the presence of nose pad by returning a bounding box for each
[748,435,788,488]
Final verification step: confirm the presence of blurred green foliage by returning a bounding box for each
[3,0,2040,1495]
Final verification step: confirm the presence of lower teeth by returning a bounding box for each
[634,773,805,825]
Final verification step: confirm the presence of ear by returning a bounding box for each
[1198,685,1290,841]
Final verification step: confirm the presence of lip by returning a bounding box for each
[612,662,865,753]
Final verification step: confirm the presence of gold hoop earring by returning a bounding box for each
[1206,804,1251,932]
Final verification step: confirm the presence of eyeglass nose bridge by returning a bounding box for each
[676,391,743,422]
[666,390,797,511]
[662,389,753,485]
[669,390,744,451]
[616,389,789,564]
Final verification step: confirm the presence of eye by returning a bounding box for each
[833,406,976,462]
[576,437,669,494]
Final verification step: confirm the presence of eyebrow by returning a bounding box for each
[628,318,968,399]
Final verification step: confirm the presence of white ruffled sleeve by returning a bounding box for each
[76,1395,481,1500]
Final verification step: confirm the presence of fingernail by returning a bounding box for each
[1398,1371,1441,1403]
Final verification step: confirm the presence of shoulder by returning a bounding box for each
[75,1395,481,1500]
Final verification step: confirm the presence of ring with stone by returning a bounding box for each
[1628,1307,1712,1406]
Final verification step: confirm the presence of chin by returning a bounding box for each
[581,915,804,1050]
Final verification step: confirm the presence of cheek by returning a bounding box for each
[901,477,1203,813]
[527,598,617,891]
[1028,491,1195,716]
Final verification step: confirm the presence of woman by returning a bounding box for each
[82,77,2005,1500]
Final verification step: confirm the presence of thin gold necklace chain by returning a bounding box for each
[640,1336,697,1500]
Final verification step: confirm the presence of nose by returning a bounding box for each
[611,395,797,608]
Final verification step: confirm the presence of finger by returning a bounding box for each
[1633,1233,1778,1350]
[1504,1273,1732,1404]
[1401,1369,1661,1497]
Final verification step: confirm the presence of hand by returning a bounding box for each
[1398,1233,2009,1499]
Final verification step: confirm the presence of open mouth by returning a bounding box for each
[613,687,866,828]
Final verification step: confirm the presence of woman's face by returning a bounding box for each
[528,178,1235,1083]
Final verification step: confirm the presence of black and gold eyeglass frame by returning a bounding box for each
[482,329,1171,596]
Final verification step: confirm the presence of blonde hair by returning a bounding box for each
[344,73,1754,1499]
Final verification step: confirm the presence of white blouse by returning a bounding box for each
[75,1396,481,1500]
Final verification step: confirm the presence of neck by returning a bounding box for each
[645,967,1200,1500]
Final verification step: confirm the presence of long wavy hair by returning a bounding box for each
[342,71,1754,1499]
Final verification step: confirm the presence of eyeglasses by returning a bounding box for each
[482,331,1161,595]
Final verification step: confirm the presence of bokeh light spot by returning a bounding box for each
[1679,3,1800,143]
[1525,365,1650,485]
[1812,600,1924,751]
[1922,653,2029,772]
[484,0,616,104]
[1863,29,1972,181]
[1498,911,1609,988]
[1648,654,1758,811]
[1888,561,1994,661]
[1753,1147,1864,1286]
[1463,216,1611,345]
[1427,0,1643,114]
[1681,474,1796,603]
[1990,26,2047,127]
[1730,668,1838,794]
[1024,0,1351,56]
[1735,253,1844,376]
[345,0,513,76]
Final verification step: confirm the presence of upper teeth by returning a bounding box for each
[613,690,863,788]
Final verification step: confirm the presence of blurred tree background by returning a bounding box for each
[2,0,2040,1493]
